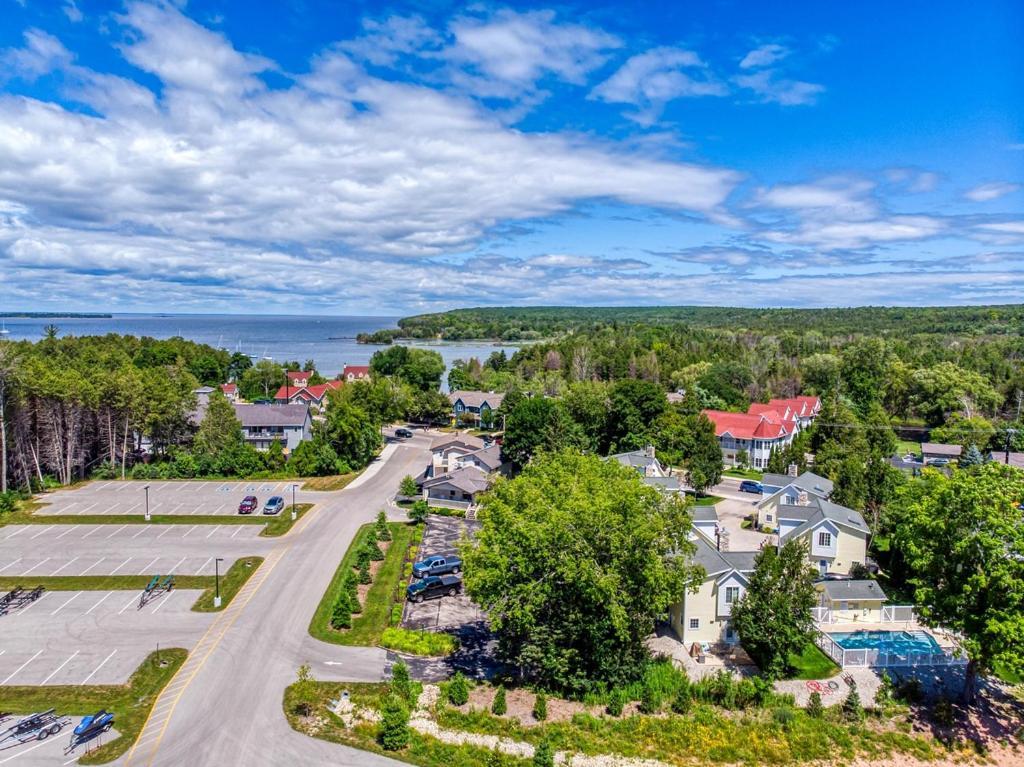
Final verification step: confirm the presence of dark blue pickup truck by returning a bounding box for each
[412,554,462,578]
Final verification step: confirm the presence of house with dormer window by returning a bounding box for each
[756,470,834,529]
[775,497,869,577]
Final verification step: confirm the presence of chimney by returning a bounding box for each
[797,489,809,506]
[787,463,798,477]
[645,445,656,459]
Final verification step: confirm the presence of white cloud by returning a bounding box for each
[2,29,74,79]
[964,182,1021,202]
[734,69,823,106]
[446,9,620,91]
[591,47,727,124]
[739,43,790,69]
[62,1,83,23]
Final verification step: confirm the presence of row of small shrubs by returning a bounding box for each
[329,512,391,629]
[605,664,781,716]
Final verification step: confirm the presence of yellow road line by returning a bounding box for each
[124,547,287,766]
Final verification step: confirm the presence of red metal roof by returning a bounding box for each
[343,365,370,378]
[273,380,342,402]
[703,409,789,440]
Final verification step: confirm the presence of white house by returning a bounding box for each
[233,403,312,453]
[756,471,834,529]
[776,497,870,577]
[702,395,821,469]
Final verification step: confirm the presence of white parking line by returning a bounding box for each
[117,594,139,614]
[140,556,160,572]
[189,505,202,515]
[124,502,142,514]
[0,650,43,684]
[50,557,79,575]
[16,592,52,616]
[109,557,133,575]
[4,527,27,539]
[78,501,99,514]
[182,525,198,539]
[168,556,187,573]
[50,591,83,615]
[214,503,226,515]
[199,556,213,573]
[151,590,177,614]
[79,557,106,575]
[0,736,53,763]
[132,526,149,539]
[21,558,50,575]
[106,524,128,539]
[42,651,80,684]
[156,527,173,539]
[230,526,242,539]
[55,525,80,539]
[82,526,100,539]
[157,481,174,491]
[81,649,116,684]
[85,593,113,614]
[0,558,22,574]
[30,525,54,539]
[205,525,221,539]
[95,482,112,490]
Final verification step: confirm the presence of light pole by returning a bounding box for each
[291,483,298,521]
[214,557,224,608]
[144,484,150,522]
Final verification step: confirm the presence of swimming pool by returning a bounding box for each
[830,630,940,654]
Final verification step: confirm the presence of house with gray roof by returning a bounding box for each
[233,403,312,453]
[756,470,833,529]
[449,390,505,425]
[815,579,888,623]
[921,442,962,464]
[775,496,870,577]
[608,446,667,478]
[668,535,759,647]
[420,465,491,506]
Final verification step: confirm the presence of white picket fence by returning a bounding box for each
[814,630,966,669]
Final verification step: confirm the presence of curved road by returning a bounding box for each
[121,436,432,767]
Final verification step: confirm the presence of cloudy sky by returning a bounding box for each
[1,0,1022,314]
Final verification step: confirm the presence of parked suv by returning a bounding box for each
[395,427,414,439]
[412,554,462,578]
[262,496,285,515]
[406,574,462,603]
[238,495,258,514]
[739,480,763,494]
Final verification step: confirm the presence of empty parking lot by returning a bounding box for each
[32,480,322,517]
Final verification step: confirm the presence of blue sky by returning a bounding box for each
[0,0,1021,314]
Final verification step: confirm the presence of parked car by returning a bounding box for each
[412,554,462,578]
[739,480,763,494]
[395,427,414,439]
[930,458,950,467]
[238,496,258,514]
[262,496,285,515]
[406,574,462,603]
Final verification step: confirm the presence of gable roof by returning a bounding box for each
[448,390,505,410]
[608,449,661,471]
[691,505,719,523]
[761,471,833,497]
[457,445,503,471]
[703,409,789,440]
[286,371,311,383]
[234,403,311,428]
[220,383,237,394]
[343,365,371,378]
[431,433,487,452]
[689,536,758,579]
[777,497,868,540]
[273,380,342,402]
[422,465,491,495]
[819,579,888,603]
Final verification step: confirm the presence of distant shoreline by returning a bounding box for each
[0,312,112,318]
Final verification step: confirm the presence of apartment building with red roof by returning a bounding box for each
[703,395,820,469]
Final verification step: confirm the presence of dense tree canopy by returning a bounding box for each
[461,451,703,695]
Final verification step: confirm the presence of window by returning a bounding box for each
[765,514,773,522]
[725,586,740,604]
[688,618,699,630]
[817,531,832,547]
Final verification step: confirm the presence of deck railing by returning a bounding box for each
[814,629,966,668]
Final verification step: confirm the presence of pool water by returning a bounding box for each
[830,630,940,654]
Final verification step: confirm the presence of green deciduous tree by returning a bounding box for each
[889,463,1024,702]
[194,390,244,457]
[730,539,818,679]
[501,396,584,468]
[399,475,419,497]
[606,379,666,452]
[685,413,723,496]
[461,451,702,694]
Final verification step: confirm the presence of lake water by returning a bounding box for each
[0,314,519,381]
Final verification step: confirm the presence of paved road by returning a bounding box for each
[121,436,432,767]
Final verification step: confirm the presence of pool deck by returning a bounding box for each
[821,621,959,652]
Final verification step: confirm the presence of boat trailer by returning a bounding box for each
[138,574,174,609]
[0,709,71,749]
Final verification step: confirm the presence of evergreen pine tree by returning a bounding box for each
[806,691,823,718]
[378,694,410,751]
[532,692,548,721]
[532,739,554,767]
[330,589,352,629]
[491,685,507,715]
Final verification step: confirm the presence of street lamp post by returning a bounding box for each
[291,483,298,521]
[214,557,224,608]
[144,484,150,522]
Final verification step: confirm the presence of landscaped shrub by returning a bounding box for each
[606,688,626,717]
[358,560,372,584]
[390,603,402,626]
[356,545,372,570]
[376,510,392,540]
[448,672,470,706]
[381,627,457,656]
[344,571,361,614]
[368,540,385,562]
[896,676,924,704]
[843,685,864,721]
[772,706,796,729]
[932,696,955,728]
[291,664,317,716]
[330,590,352,629]
[670,688,692,715]
[491,685,507,715]
[806,691,824,718]
[532,692,548,721]
[408,499,429,523]
[379,694,410,751]
[399,475,419,498]
[532,739,554,767]
[391,660,414,705]
[639,681,661,714]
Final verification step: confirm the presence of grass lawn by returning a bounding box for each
[0,556,262,613]
[688,494,723,506]
[994,661,1023,685]
[787,642,841,680]
[302,472,360,491]
[0,648,186,765]
[723,467,764,480]
[309,522,419,647]
[285,679,947,767]
[896,439,919,457]
[261,503,314,536]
